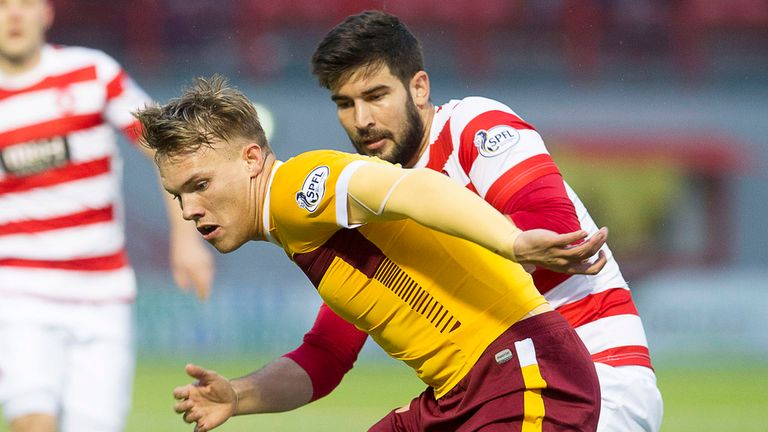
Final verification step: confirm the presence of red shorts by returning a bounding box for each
[369,311,600,432]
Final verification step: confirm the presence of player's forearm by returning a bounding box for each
[349,165,521,261]
[230,357,314,414]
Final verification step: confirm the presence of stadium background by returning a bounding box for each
[3,0,767,431]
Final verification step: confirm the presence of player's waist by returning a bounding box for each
[0,264,137,303]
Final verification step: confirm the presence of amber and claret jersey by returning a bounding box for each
[0,45,151,303]
[264,150,547,397]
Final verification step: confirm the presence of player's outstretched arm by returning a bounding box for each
[347,163,607,275]
[174,359,314,430]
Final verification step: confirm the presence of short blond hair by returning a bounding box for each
[134,74,270,160]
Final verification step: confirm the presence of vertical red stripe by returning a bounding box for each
[425,119,454,172]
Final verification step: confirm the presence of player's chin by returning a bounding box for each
[210,237,245,254]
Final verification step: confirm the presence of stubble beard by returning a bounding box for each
[352,97,425,167]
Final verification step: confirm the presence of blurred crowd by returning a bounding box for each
[49,0,768,82]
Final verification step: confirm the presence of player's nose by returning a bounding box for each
[353,103,374,129]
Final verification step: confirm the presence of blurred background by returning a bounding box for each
[15,0,768,430]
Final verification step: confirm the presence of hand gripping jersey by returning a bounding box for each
[0,45,151,302]
[264,150,547,398]
[421,97,652,369]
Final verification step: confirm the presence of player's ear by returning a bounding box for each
[243,143,264,178]
[409,71,430,107]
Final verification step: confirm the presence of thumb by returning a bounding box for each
[186,363,214,382]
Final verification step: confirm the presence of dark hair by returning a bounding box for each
[311,10,424,89]
[133,74,269,160]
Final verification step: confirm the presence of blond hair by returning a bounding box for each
[134,74,270,160]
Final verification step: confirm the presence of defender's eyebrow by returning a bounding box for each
[331,84,390,102]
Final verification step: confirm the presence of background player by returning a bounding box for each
[0,1,213,431]
[136,75,608,432]
[237,10,663,432]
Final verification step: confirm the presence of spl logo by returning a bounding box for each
[473,126,520,157]
[296,165,330,212]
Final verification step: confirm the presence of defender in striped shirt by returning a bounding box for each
[0,1,213,432]
[263,11,662,432]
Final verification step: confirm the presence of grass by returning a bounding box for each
[2,356,767,431]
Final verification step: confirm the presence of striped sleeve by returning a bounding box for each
[447,98,562,209]
[95,51,152,142]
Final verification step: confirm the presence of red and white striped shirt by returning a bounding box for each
[417,97,652,369]
[0,44,151,303]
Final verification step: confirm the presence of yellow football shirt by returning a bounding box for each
[264,150,547,397]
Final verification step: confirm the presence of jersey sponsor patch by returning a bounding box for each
[473,125,520,157]
[0,136,70,176]
[296,165,330,212]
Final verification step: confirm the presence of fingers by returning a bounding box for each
[183,408,202,424]
[563,227,607,260]
[553,229,589,247]
[569,250,607,275]
[174,397,194,414]
[173,385,191,401]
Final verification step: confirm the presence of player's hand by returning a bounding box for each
[170,229,215,301]
[173,364,236,432]
[512,227,608,275]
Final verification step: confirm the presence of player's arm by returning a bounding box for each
[172,360,311,432]
[347,163,607,274]
[173,305,367,430]
[283,303,368,401]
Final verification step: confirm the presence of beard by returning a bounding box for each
[351,96,425,167]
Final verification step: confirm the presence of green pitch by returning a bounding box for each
[2,357,767,431]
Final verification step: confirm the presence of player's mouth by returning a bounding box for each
[197,224,220,240]
[363,138,387,151]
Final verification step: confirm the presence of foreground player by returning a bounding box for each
[137,75,607,431]
[0,1,213,431]
[253,10,663,432]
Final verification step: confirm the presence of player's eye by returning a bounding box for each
[367,92,385,102]
[195,181,208,192]
[335,100,353,110]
